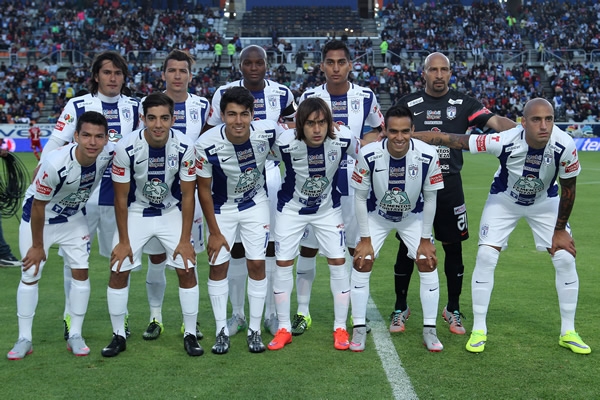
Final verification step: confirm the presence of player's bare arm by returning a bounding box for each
[412,131,470,150]
[173,179,197,271]
[550,176,577,257]
[22,199,48,276]
[111,181,134,272]
[196,176,230,264]
[485,115,517,132]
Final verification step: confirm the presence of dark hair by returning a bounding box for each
[322,40,351,61]
[75,111,108,134]
[295,97,335,142]
[142,92,175,116]
[162,49,194,72]
[220,86,255,114]
[384,105,413,127]
[88,51,129,94]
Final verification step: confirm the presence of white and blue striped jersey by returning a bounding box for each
[207,79,296,126]
[351,139,444,222]
[142,93,210,142]
[22,143,114,224]
[467,125,581,206]
[111,128,197,216]
[272,126,358,214]
[195,120,280,213]
[49,92,143,206]
[299,83,385,196]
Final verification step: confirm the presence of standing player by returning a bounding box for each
[196,87,279,354]
[204,44,296,337]
[267,98,358,351]
[28,122,42,161]
[291,39,384,335]
[412,98,590,354]
[102,93,202,357]
[42,51,142,340]
[350,105,444,352]
[141,49,210,341]
[391,52,516,335]
[7,111,111,360]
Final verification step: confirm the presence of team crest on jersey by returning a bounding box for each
[190,108,199,121]
[143,179,169,204]
[108,129,122,142]
[235,168,261,193]
[446,106,457,120]
[481,224,489,238]
[408,164,419,178]
[544,153,553,165]
[380,188,411,212]
[63,114,75,124]
[351,99,361,113]
[257,142,267,154]
[268,96,278,110]
[167,154,178,169]
[328,150,337,162]
[121,108,131,122]
[513,175,544,195]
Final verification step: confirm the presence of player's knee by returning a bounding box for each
[475,245,500,271]
[551,249,576,273]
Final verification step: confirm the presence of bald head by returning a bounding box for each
[240,45,267,62]
[423,52,451,96]
[424,52,450,70]
[523,98,553,118]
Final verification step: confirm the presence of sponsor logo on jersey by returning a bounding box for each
[308,153,324,165]
[332,100,347,112]
[208,144,225,155]
[454,204,467,215]
[367,153,382,162]
[235,167,261,193]
[301,175,330,196]
[54,121,66,131]
[195,157,207,170]
[565,160,579,173]
[380,188,411,212]
[108,128,122,142]
[407,97,424,107]
[60,188,91,207]
[143,178,169,204]
[63,114,75,124]
[513,175,544,195]
[446,106,457,120]
[351,171,363,183]
[80,171,96,184]
[426,110,441,120]
[430,173,443,185]
[35,179,52,195]
[475,135,487,152]
[448,99,464,105]
[237,148,254,161]
[112,165,125,176]
[390,166,405,178]
[149,156,165,168]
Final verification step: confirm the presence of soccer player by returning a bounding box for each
[141,49,211,341]
[267,97,358,351]
[28,122,42,161]
[101,93,202,357]
[412,98,591,355]
[391,52,516,335]
[350,105,444,352]
[42,51,142,340]
[7,111,112,360]
[196,86,280,354]
[204,44,296,337]
[292,39,384,335]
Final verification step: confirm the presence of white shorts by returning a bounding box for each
[143,192,205,255]
[210,200,270,265]
[19,213,91,283]
[478,193,564,251]
[266,160,282,238]
[111,208,191,272]
[274,206,346,260]
[360,212,423,260]
[84,186,117,258]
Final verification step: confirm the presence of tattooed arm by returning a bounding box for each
[550,176,577,257]
[412,131,471,150]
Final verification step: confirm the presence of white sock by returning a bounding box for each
[350,269,371,326]
[264,256,276,317]
[419,270,440,326]
[208,278,229,336]
[329,262,350,331]
[69,278,90,337]
[273,265,294,331]
[552,250,579,335]
[17,282,38,341]
[295,255,316,316]
[247,277,267,334]
[471,245,499,334]
[179,285,199,336]
[107,287,129,337]
[146,257,166,323]
[227,257,247,317]
[63,263,72,318]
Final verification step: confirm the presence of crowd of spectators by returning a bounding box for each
[0,0,599,127]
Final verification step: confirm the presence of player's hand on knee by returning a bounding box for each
[550,229,576,257]
[353,239,374,271]
[110,243,133,273]
[207,233,229,265]
[174,241,197,272]
[416,241,437,271]
[22,246,46,277]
